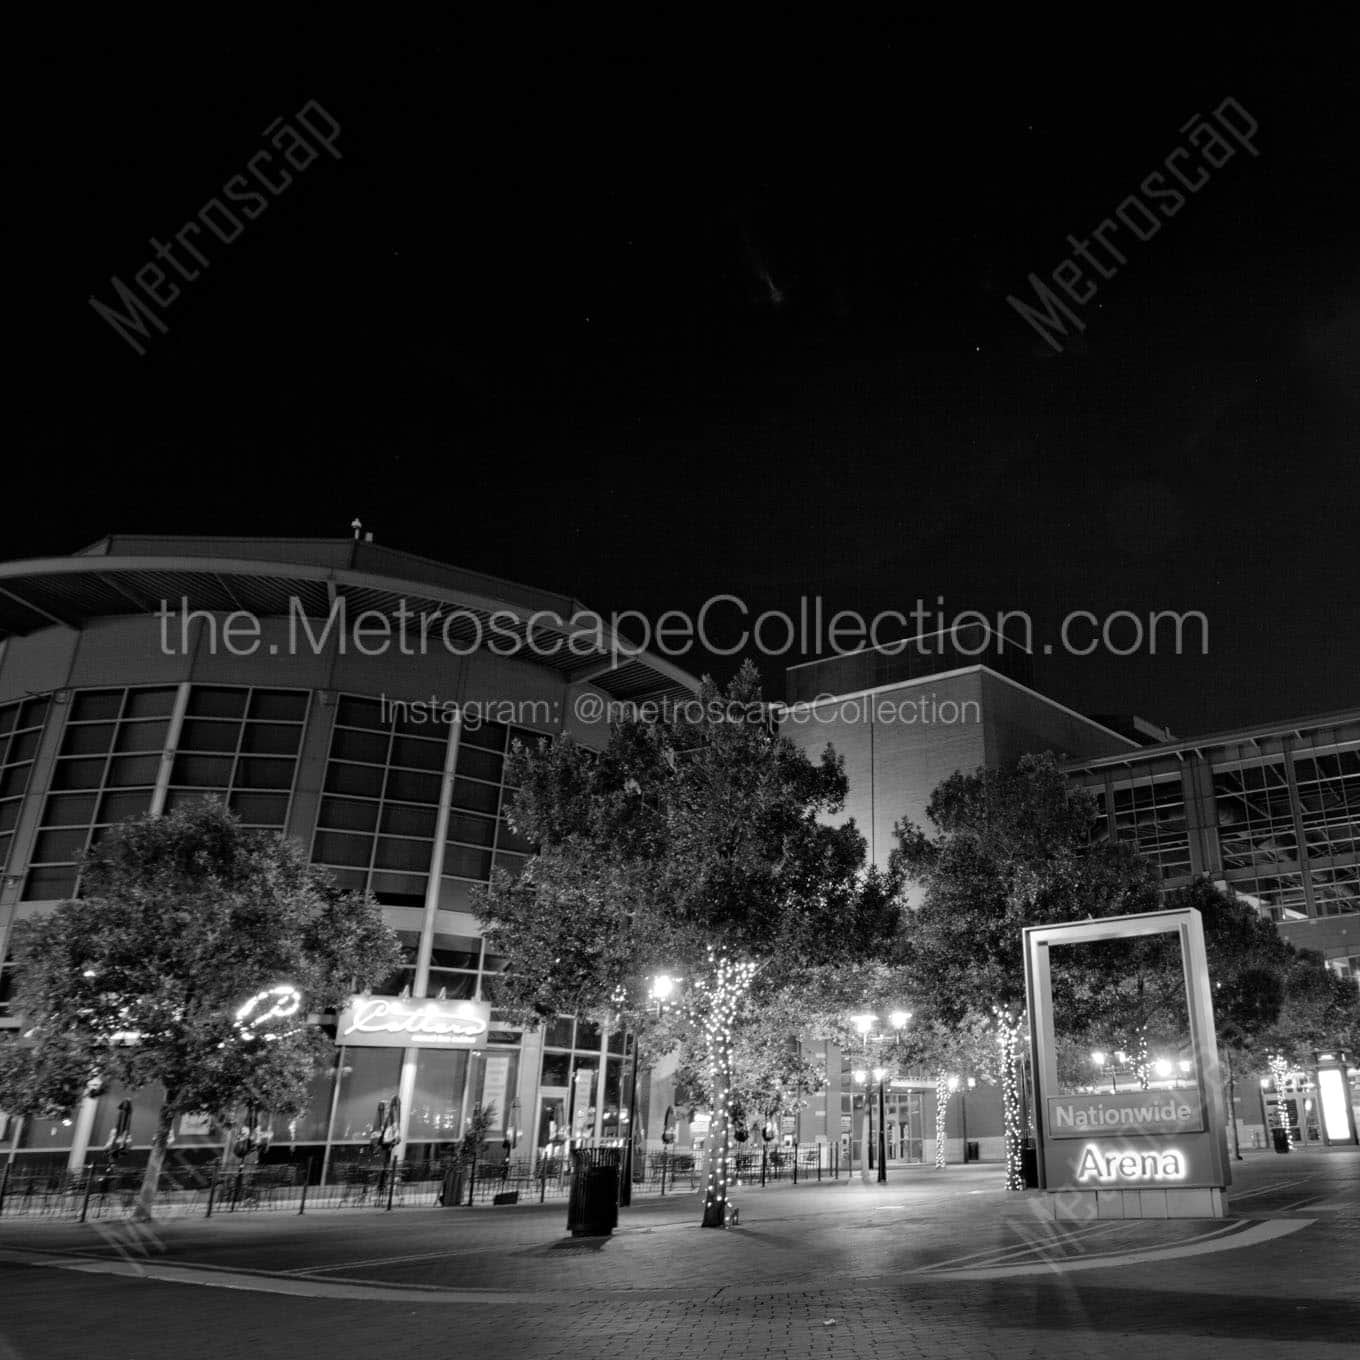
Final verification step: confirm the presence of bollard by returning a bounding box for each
[206,1165,218,1218]
[659,1153,667,1197]
[793,1143,799,1185]
[298,1159,311,1215]
[540,1157,547,1205]
[78,1168,95,1224]
[760,1147,767,1187]
[386,1163,397,1211]
[817,1145,822,1182]
[0,1162,10,1218]
[467,1152,477,1207]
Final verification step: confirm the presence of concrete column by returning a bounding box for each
[1282,739,1318,917]
[148,682,191,816]
[395,712,462,1161]
[65,1094,100,1172]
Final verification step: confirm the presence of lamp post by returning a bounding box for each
[885,1009,909,1174]
[873,1066,888,1182]
[851,1012,875,1179]
[620,972,680,1208]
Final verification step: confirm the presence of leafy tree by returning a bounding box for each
[477,661,902,1227]
[896,1010,1000,1167]
[0,801,399,1220]
[892,753,1166,1187]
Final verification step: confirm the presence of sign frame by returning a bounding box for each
[1024,908,1230,1217]
[336,995,491,1048]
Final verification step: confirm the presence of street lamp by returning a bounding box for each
[620,971,684,1206]
[872,1065,888,1182]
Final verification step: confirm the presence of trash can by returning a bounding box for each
[1021,1145,1039,1188]
[441,1166,467,1206]
[1271,1127,1292,1154]
[965,1140,980,1163]
[566,1148,621,1236]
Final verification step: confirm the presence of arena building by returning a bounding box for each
[0,534,697,1177]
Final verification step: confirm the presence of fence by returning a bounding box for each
[0,1142,847,1221]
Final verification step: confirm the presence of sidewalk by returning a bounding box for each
[2,1149,1356,1360]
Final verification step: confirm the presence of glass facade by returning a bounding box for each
[0,697,48,874]
[163,686,309,826]
[25,686,176,902]
[0,679,558,1170]
[311,696,544,910]
[1079,735,1360,925]
[1111,774,1191,881]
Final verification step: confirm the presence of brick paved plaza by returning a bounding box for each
[1,1147,1357,1358]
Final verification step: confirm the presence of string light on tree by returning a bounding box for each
[935,1071,949,1168]
[1267,1053,1296,1148]
[690,948,757,1229]
[993,1005,1025,1192]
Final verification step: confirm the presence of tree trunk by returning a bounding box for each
[934,1070,948,1168]
[701,1041,733,1228]
[134,1098,176,1222]
[996,1015,1024,1191]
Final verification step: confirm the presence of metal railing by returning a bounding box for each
[0,1142,848,1221]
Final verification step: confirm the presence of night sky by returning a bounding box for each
[11,29,1358,737]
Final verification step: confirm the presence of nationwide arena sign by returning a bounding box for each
[1047,1090,1204,1138]
[337,996,490,1048]
[1024,908,1230,1217]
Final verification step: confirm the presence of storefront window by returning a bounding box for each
[408,1048,469,1141]
[329,1047,402,1142]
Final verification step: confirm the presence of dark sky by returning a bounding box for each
[10,27,1358,736]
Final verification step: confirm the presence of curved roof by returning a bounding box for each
[0,535,699,704]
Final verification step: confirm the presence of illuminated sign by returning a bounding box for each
[234,984,302,1037]
[337,996,490,1048]
[1047,1091,1204,1139]
[1317,1068,1354,1144]
[1024,909,1230,1215]
[1074,1144,1187,1184]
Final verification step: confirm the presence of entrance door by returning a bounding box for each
[886,1092,925,1162]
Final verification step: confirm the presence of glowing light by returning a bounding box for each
[994,1006,1025,1191]
[234,984,302,1032]
[889,1010,911,1030]
[872,1066,887,1083]
[1154,1059,1172,1079]
[852,1013,876,1037]
[1091,1051,1105,1066]
[1074,1143,1187,1183]
[1317,1068,1351,1141]
[934,1072,949,1168]
[650,974,681,1003]
[852,1068,868,1085]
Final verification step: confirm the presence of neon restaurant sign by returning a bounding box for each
[337,996,490,1048]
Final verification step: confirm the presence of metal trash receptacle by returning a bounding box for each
[965,1140,980,1163]
[442,1167,467,1206]
[567,1148,621,1236]
[1271,1127,1292,1154]
[1021,1145,1039,1187]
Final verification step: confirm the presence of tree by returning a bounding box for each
[477,661,902,1227]
[896,1010,999,1167]
[892,753,1165,1188]
[0,801,399,1220]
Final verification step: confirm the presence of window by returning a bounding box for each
[1110,774,1191,882]
[1293,744,1360,918]
[1213,759,1304,919]
[440,721,551,908]
[311,694,447,902]
[26,688,171,900]
[165,687,308,826]
[0,696,48,873]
